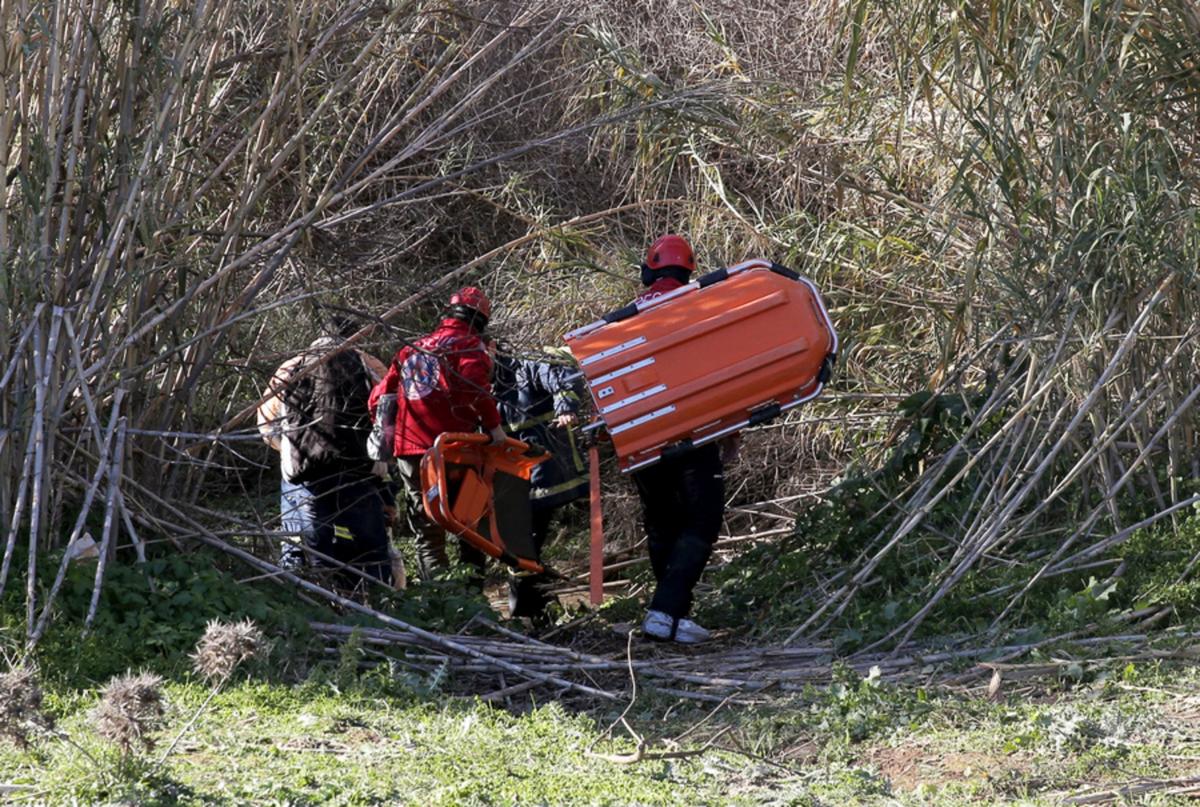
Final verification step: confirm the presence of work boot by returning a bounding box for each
[279,542,306,572]
[641,609,711,644]
[508,573,558,623]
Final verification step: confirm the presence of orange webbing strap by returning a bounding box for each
[483,462,502,560]
[588,444,603,606]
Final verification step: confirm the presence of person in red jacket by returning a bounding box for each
[370,287,506,580]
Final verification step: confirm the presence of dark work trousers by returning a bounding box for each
[279,472,390,586]
[508,506,557,618]
[396,456,487,585]
[631,443,724,619]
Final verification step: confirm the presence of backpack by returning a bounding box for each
[366,391,397,461]
[280,347,373,484]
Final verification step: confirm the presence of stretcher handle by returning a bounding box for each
[588,444,604,606]
[563,259,839,361]
[432,431,546,460]
[563,258,774,341]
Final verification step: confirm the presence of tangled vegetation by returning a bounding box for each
[1,3,1199,799]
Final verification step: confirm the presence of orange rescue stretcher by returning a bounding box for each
[420,432,549,573]
[564,258,838,472]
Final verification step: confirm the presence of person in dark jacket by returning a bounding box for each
[369,287,506,581]
[257,317,393,587]
[492,346,588,619]
[630,234,735,644]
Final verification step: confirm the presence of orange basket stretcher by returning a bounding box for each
[420,432,549,573]
[564,259,838,472]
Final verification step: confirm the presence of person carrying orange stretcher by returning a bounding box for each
[368,287,507,582]
[630,235,738,644]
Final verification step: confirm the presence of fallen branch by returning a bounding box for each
[1062,775,1200,805]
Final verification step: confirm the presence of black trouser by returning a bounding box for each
[631,443,724,619]
[508,506,557,618]
[396,456,487,584]
[279,472,391,586]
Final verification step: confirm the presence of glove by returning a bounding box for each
[488,425,508,444]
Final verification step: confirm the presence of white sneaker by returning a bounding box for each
[641,610,711,644]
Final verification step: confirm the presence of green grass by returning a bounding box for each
[3,680,736,806]
[4,651,1200,805]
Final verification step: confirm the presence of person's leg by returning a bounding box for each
[632,460,683,584]
[647,444,724,619]
[379,477,407,588]
[509,506,557,619]
[530,505,554,553]
[326,475,392,587]
[278,477,315,570]
[302,475,343,579]
[456,541,488,592]
[396,456,449,579]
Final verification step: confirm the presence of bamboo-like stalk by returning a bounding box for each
[29,390,125,645]
[0,425,36,600]
[114,491,146,564]
[0,305,45,394]
[24,311,57,635]
[2,0,1199,665]
[121,473,620,700]
[83,417,127,632]
[850,282,1176,652]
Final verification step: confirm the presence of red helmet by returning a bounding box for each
[449,286,491,319]
[645,234,696,273]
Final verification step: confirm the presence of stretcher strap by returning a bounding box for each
[589,444,603,606]
[483,462,501,558]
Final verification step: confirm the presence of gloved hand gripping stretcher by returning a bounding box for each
[564,258,838,471]
[419,432,550,573]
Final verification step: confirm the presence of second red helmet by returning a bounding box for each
[449,286,491,319]
[644,234,696,273]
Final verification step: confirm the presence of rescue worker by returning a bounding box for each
[369,287,506,581]
[631,234,732,643]
[492,345,588,620]
[258,316,394,586]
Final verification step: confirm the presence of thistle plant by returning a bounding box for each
[0,665,53,749]
[191,619,267,684]
[91,673,166,755]
[154,620,268,766]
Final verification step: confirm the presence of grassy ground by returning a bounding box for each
[3,647,1200,805]
[3,547,1200,805]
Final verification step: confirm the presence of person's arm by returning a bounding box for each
[529,359,583,426]
[256,355,302,451]
[367,350,402,417]
[544,363,583,417]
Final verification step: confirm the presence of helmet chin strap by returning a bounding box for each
[640,264,691,287]
[447,305,489,333]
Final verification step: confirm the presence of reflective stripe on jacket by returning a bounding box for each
[494,354,587,510]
